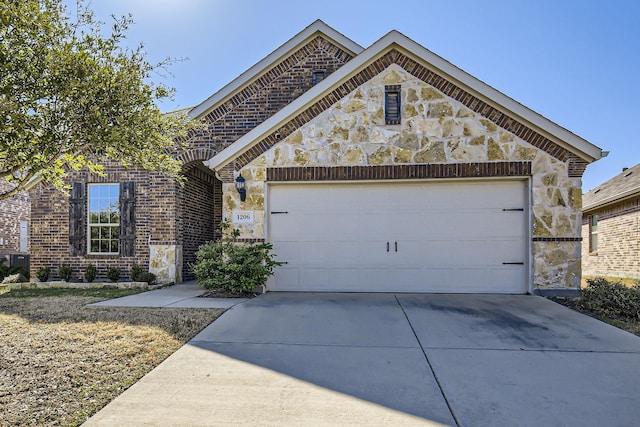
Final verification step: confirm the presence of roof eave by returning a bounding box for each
[583,188,640,212]
[188,20,364,120]
[207,29,604,171]
[388,33,603,163]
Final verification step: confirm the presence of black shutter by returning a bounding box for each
[120,181,136,256]
[69,182,86,256]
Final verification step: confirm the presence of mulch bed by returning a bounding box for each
[199,288,260,298]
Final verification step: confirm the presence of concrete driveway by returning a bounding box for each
[85,293,640,426]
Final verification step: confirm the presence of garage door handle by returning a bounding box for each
[503,262,524,265]
[503,208,524,211]
[395,241,398,252]
[386,242,390,252]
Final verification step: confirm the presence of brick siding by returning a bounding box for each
[28,36,351,282]
[184,37,354,155]
[29,163,176,281]
[0,184,30,256]
[581,197,640,279]
[266,162,532,182]
[178,164,221,280]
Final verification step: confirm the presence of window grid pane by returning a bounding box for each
[88,184,120,254]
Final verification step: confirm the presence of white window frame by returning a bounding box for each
[589,214,598,253]
[87,183,120,255]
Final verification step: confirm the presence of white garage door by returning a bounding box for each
[268,180,528,293]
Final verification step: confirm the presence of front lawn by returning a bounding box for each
[0,289,223,426]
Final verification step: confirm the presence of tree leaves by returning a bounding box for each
[0,0,197,200]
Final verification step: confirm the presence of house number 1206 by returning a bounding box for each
[232,211,254,223]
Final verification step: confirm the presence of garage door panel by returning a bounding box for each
[272,267,301,290]
[268,181,528,293]
[300,268,330,288]
[397,239,524,267]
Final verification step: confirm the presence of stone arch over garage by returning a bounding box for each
[177,149,222,280]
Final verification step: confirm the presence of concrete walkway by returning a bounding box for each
[90,281,248,309]
[85,293,640,426]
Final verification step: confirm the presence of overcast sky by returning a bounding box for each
[65,0,640,191]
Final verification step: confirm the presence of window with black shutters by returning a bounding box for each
[385,85,401,125]
[70,181,135,256]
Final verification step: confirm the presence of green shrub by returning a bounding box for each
[130,263,156,285]
[580,277,640,320]
[191,221,281,293]
[107,266,121,282]
[0,258,9,280]
[36,266,50,282]
[84,263,97,282]
[1,258,29,281]
[58,264,73,282]
[130,263,144,281]
[138,271,157,285]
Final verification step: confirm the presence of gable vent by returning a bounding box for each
[312,69,327,86]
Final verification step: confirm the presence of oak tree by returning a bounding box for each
[0,0,194,200]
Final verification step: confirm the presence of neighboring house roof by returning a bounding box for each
[188,20,364,120]
[205,28,604,172]
[583,163,640,212]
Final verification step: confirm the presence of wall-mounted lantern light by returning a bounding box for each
[235,174,246,202]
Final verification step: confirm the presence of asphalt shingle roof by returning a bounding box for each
[583,162,640,211]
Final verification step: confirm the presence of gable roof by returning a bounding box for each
[583,163,640,211]
[206,28,604,172]
[188,20,363,120]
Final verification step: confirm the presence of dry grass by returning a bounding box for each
[581,275,638,288]
[0,293,223,426]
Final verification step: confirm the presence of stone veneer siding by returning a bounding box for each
[581,197,640,279]
[222,64,584,290]
[0,184,30,256]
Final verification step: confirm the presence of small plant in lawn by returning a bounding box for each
[107,266,121,283]
[580,277,640,320]
[84,263,97,282]
[36,266,50,282]
[58,264,73,282]
[191,221,282,294]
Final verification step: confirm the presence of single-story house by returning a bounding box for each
[29,20,604,293]
[582,163,640,279]
[0,183,30,258]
